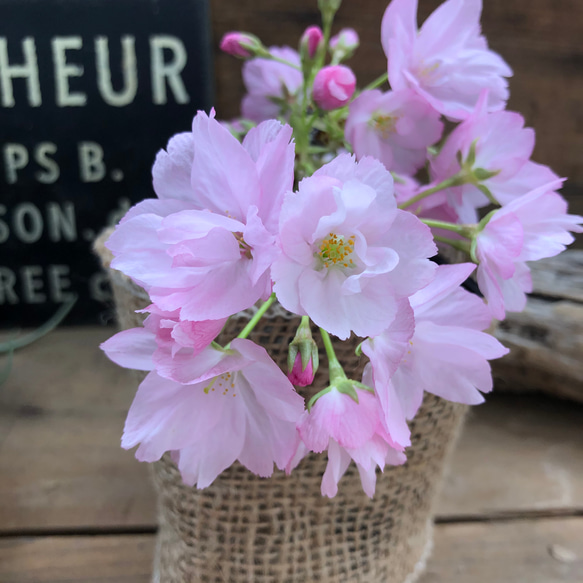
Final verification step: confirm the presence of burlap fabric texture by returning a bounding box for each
[95,229,468,583]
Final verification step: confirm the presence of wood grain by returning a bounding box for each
[419,517,583,583]
[0,535,154,583]
[1,517,582,582]
[1,328,582,533]
[0,327,156,532]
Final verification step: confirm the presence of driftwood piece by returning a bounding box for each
[493,251,583,401]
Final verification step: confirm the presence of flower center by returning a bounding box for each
[371,114,398,139]
[203,372,237,397]
[233,231,252,260]
[317,232,355,268]
[417,61,440,84]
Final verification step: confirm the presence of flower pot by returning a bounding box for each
[95,230,467,583]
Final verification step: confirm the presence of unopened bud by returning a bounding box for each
[313,65,356,110]
[220,32,263,58]
[288,351,316,386]
[300,26,324,60]
[287,318,319,387]
[329,28,359,62]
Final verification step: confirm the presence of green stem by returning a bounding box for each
[363,72,388,92]
[398,172,469,210]
[420,219,473,238]
[319,327,346,382]
[433,235,472,256]
[267,54,302,70]
[0,296,77,353]
[237,293,277,340]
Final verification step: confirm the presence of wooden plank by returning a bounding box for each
[0,535,154,583]
[1,517,582,582]
[0,327,156,532]
[437,394,583,518]
[419,517,583,583]
[1,328,582,533]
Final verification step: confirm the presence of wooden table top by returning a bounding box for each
[1,326,582,582]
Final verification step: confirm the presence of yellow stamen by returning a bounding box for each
[317,232,356,269]
[370,114,398,139]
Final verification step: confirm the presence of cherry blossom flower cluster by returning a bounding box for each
[102,0,582,497]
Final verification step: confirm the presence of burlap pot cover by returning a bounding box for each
[95,230,467,583]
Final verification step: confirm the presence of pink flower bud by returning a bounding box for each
[287,352,315,387]
[313,65,356,110]
[301,26,324,59]
[220,32,262,58]
[330,28,359,52]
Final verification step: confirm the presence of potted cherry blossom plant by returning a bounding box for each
[96,0,582,581]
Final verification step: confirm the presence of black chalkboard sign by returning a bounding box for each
[0,0,213,327]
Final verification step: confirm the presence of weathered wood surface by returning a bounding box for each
[0,535,154,583]
[2,517,582,583]
[211,0,583,193]
[419,517,583,583]
[1,328,582,534]
[493,251,583,401]
[0,327,156,532]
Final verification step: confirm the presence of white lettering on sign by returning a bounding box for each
[0,35,191,107]
[78,141,106,182]
[150,35,190,105]
[0,201,77,244]
[0,264,75,304]
[0,37,42,107]
[47,264,76,302]
[34,142,60,183]
[46,202,77,242]
[3,143,28,184]
[96,35,138,107]
[0,267,18,304]
[2,142,61,184]
[52,36,87,107]
[89,271,112,302]
[21,265,46,303]
[13,202,44,243]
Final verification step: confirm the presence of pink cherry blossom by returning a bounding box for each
[241,47,303,122]
[301,26,323,59]
[100,306,226,378]
[476,181,583,319]
[322,435,406,498]
[387,264,508,420]
[297,384,405,497]
[118,339,305,488]
[313,65,356,111]
[381,0,512,120]
[272,154,437,340]
[346,88,443,174]
[361,299,414,448]
[107,111,295,320]
[431,93,535,222]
